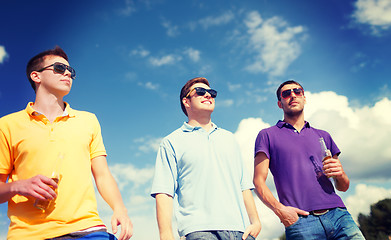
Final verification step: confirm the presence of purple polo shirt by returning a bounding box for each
[254,120,345,212]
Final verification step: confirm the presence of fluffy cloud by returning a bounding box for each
[149,54,182,66]
[0,46,8,63]
[345,184,391,222]
[352,0,391,34]
[244,11,306,76]
[183,48,200,62]
[162,19,180,37]
[197,11,235,30]
[130,46,150,58]
[305,92,391,179]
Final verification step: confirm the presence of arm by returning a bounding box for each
[91,156,133,240]
[323,155,350,192]
[0,173,57,204]
[253,152,309,227]
[155,193,175,240]
[241,189,261,240]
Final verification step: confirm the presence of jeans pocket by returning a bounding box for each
[286,216,302,229]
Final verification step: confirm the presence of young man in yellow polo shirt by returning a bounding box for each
[0,46,133,240]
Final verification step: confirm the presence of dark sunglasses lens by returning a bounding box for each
[293,88,303,95]
[281,90,291,99]
[208,89,217,98]
[53,63,67,74]
[195,88,207,96]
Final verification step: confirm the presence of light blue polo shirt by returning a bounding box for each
[151,122,253,237]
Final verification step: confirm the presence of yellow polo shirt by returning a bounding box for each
[0,102,107,239]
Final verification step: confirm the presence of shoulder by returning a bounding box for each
[309,125,331,138]
[70,108,99,121]
[0,109,27,127]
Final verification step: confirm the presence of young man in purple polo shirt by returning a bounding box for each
[253,80,364,239]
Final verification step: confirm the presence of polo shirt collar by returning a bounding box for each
[26,102,76,118]
[181,122,218,132]
[276,120,311,129]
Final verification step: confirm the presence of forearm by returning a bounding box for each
[334,172,350,192]
[155,194,175,240]
[95,172,127,212]
[242,189,260,224]
[0,181,16,204]
[253,180,286,218]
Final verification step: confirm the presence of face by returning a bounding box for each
[183,82,215,116]
[32,55,73,96]
[278,83,306,116]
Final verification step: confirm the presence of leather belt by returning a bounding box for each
[310,209,331,216]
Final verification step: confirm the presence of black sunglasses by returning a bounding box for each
[281,88,304,99]
[37,62,76,80]
[186,87,217,98]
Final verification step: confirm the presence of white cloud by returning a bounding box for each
[352,0,391,34]
[197,11,235,29]
[305,93,391,179]
[149,54,182,66]
[162,19,180,37]
[345,184,391,223]
[183,48,200,62]
[130,46,150,58]
[138,81,159,90]
[134,136,162,153]
[244,11,305,76]
[109,163,155,190]
[0,46,8,64]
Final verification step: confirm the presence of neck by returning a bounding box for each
[187,115,213,132]
[33,92,65,122]
[283,113,305,132]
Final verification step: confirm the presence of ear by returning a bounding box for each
[30,71,41,84]
[182,97,191,108]
[277,100,283,109]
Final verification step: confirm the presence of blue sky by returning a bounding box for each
[1,0,391,239]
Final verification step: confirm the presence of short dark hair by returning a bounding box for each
[26,46,69,92]
[180,77,210,116]
[276,80,304,101]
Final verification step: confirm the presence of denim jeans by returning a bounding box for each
[185,230,255,240]
[285,207,365,240]
[47,231,117,240]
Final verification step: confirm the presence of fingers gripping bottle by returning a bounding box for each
[319,137,332,161]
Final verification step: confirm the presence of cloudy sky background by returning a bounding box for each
[1,0,391,239]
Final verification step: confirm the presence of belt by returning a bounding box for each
[309,208,333,216]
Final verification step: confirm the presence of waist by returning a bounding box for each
[309,207,339,216]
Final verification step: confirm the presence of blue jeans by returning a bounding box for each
[185,230,255,240]
[47,231,117,240]
[285,208,365,240]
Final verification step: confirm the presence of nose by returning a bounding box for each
[204,92,212,98]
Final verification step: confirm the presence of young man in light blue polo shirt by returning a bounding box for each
[151,77,261,240]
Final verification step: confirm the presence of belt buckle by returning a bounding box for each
[312,209,329,216]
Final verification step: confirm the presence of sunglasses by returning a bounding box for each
[186,87,217,98]
[37,62,76,80]
[281,88,304,99]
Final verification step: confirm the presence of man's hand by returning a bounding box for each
[13,175,57,200]
[111,209,133,240]
[276,205,309,227]
[242,220,261,239]
[323,157,344,178]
